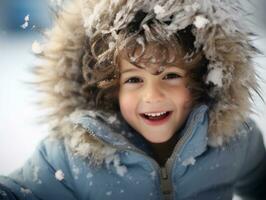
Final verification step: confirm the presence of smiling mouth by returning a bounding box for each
[140,111,172,121]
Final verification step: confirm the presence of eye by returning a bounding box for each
[163,73,181,80]
[124,77,142,84]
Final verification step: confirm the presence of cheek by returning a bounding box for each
[173,86,193,110]
[183,89,193,108]
[118,90,136,119]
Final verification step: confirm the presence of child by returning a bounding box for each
[1,0,266,199]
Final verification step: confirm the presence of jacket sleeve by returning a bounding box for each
[234,119,266,200]
[0,137,78,200]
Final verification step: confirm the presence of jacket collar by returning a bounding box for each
[71,104,209,159]
[175,104,209,162]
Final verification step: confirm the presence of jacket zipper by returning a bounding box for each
[84,116,197,200]
[159,119,196,200]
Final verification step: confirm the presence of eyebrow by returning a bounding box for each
[120,66,186,76]
[120,68,140,74]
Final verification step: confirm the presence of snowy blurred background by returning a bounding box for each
[0,0,54,174]
[0,0,265,190]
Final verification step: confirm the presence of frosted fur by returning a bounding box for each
[33,0,259,164]
[193,15,209,29]
[206,66,223,87]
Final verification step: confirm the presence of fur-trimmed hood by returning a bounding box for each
[34,0,259,164]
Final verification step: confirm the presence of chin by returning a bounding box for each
[144,136,172,143]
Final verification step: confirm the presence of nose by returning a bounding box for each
[142,81,165,104]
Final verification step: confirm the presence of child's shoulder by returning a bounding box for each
[34,135,76,168]
[214,118,264,155]
[238,118,265,162]
[216,118,265,177]
[234,118,264,147]
[37,136,66,156]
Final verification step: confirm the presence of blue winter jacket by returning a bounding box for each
[0,105,266,200]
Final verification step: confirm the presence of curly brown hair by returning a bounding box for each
[81,16,211,113]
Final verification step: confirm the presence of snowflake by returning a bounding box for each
[32,41,43,54]
[55,169,65,181]
[182,157,196,166]
[21,15,30,29]
[24,15,30,21]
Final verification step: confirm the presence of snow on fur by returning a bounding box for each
[154,5,165,15]
[206,66,223,87]
[193,15,209,29]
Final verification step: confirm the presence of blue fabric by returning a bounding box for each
[0,105,266,200]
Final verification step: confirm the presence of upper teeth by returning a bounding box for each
[144,111,167,117]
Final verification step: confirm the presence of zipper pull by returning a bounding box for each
[161,167,168,179]
[160,166,172,199]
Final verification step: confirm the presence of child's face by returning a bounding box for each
[118,49,193,143]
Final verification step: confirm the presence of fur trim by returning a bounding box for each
[33,0,259,163]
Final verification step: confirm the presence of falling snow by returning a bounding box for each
[32,41,43,54]
[21,15,30,29]
[106,191,112,196]
[55,169,65,181]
